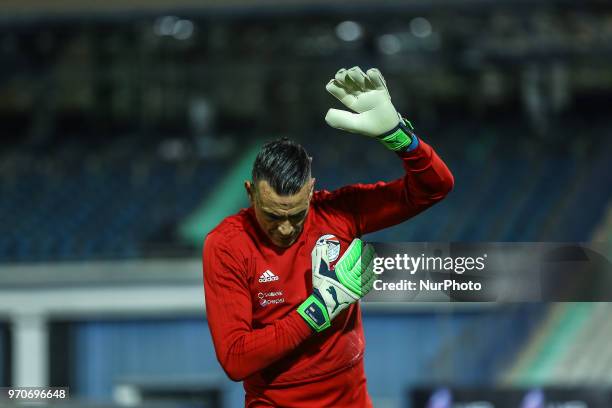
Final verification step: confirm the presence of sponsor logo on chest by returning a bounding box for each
[258,290,285,307]
[256,270,284,307]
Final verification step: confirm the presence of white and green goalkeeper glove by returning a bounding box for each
[325,66,416,152]
[297,238,376,332]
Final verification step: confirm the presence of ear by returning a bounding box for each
[308,178,316,198]
[245,180,255,205]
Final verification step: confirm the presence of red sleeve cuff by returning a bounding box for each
[289,309,316,338]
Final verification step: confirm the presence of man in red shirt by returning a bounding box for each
[203,67,454,407]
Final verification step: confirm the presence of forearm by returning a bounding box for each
[209,309,312,381]
[399,137,455,203]
[354,137,453,235]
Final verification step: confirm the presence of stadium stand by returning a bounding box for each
[550,303,612,384]
[506,302,612,386]
[1,119,610,262]
[0,136,230,262]
[308,121,612,244]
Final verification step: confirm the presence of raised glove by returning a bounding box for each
[325,66,415,151]
[297,238,376,332]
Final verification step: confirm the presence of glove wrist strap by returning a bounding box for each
[297,291,331,333]
[377,118,416,151]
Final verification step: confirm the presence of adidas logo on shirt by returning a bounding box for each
[258,270,279,283]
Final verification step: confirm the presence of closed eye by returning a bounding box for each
[263,210,307,222]
[263,212,283,221]
[289,211,307,222]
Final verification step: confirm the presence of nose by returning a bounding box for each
[278,221,294,237]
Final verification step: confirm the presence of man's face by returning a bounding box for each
[246,178,314,248]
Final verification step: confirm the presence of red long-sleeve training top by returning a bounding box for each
[202,137,454,393]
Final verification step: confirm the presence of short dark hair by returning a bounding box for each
[252,138,311,196]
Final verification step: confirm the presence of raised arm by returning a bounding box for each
[317,137,453,235]
[321,66,454,235]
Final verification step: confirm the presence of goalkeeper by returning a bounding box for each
[203,67,454,407]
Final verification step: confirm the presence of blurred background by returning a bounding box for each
[1,0,612,407]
